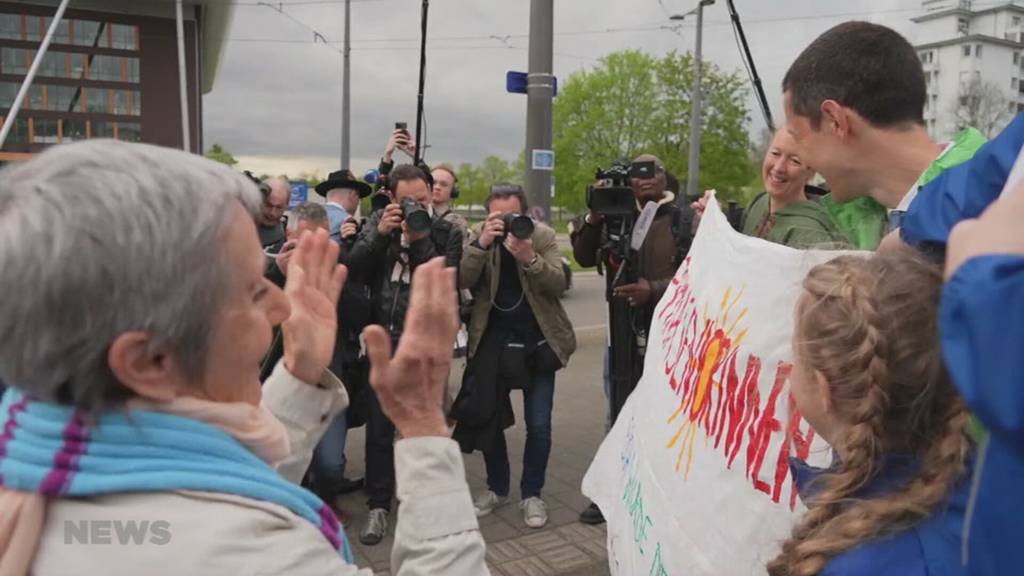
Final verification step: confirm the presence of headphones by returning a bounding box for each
[434,165,459,199]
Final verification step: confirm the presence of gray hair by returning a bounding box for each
[288,201,328,229]
[263,177,291,202]
[0,139,260,412]
[325,187,358,202]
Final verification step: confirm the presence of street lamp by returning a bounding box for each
[671,0,715,200]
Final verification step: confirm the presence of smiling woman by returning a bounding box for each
[0,140,488,575]
[737,129,849,249]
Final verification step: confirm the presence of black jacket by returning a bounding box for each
[344,208,463,339]
[571,198,692,329]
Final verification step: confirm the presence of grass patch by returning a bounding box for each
[561,249,587,272]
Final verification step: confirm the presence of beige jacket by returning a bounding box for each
[29,363,488,576]
[460,222,576,366]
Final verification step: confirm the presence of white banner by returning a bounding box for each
[582,197,861,575]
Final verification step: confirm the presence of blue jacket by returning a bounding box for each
[325,203,350,243]
[902,113,1024,248]
[941,255,1024,576]
[790,455,970,576]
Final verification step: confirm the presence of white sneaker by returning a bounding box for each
[520,497,548,528]
[473,490,508,517]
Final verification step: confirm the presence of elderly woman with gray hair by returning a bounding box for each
[0,140,487,575]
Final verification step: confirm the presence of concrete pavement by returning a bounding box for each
[334,274,613,575]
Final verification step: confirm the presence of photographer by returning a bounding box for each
[453,184,575,530]
[344,163,463,545]
[571,154,693,525]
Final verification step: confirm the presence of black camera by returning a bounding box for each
[501,213,534,240]
[400,198,432,234]
[587,161,637,218]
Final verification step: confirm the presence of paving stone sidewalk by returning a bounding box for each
[335,333,612,575]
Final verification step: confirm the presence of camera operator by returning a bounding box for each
[343,163,463,545]
[571,153,693,525]
[452,184,575,530]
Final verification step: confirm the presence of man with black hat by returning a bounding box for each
[315,169,372,243]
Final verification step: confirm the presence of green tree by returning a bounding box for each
[204,143,237,167]
[553,49,755,211]
[454,156,521,210]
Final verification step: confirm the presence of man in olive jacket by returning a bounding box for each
[458,183,576,530]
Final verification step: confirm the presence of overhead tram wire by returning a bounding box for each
[725,0,773,130]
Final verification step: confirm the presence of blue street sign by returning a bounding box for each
[507,71,528,94]
[506,71,557,96]
[288,181,309,209]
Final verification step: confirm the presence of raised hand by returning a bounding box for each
[281,228,347,384]
[363,258,458,438]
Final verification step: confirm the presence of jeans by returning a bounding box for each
[365,383,396,511]
[310,410,348,497]
[484,371,556,499]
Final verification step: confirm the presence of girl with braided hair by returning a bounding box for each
[767,248,974,576]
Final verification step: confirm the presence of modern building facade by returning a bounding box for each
[0,0,232,161]
[913,0,1024,139]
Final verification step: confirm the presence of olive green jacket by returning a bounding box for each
[741,192,849,249]
[459,222,576,367]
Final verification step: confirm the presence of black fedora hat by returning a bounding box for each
[315,169,373,198]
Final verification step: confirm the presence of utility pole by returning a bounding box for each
[175,0,190,152]
[671,0,714,200]
[341,0,351,168]
[525,0,554,222]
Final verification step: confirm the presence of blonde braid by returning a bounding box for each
[768,250,972,576]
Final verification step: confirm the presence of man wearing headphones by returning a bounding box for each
[431,164,468,233]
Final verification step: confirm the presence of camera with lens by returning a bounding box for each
[501,213,535,240]
[400,198,432,234]
[586,160,642,219]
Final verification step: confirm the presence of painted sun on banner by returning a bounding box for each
[658,257,817,510]
[583,196,861,576]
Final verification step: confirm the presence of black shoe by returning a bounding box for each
[336,476,364,495]
[579,502,605,525]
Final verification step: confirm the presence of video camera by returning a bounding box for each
[586,161,635,219]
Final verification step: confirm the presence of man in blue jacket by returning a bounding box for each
[941,177,1024,576]
[315,170,372,243]
[901,113,1024,249]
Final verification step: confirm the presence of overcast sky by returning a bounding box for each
[202,0,924,177]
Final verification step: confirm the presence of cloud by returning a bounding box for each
[202,0,923,172]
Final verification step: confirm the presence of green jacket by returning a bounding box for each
[459,222,577,367]
[740,192,848,249]
[821,127,988,250]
